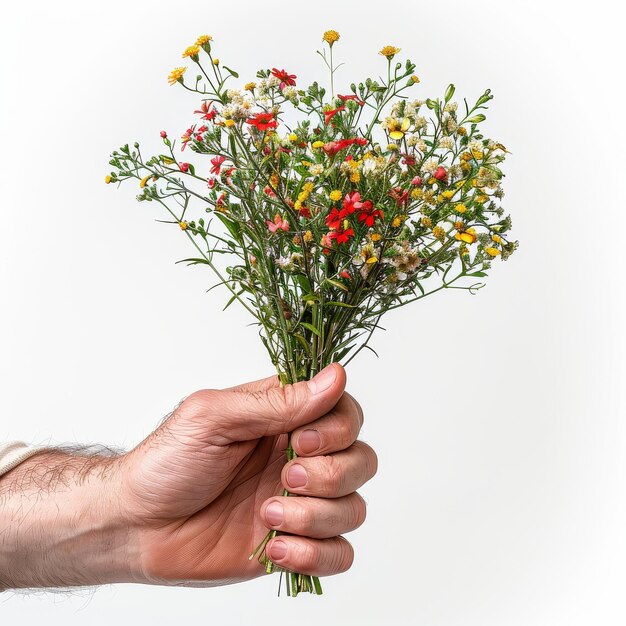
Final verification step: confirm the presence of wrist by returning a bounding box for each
[0,450,142,589]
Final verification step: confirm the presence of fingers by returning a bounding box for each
[290,392,364,456]
[266,535,354,577]
[261,492,367,539]
[181,363,347,444]
[280,440,378,498]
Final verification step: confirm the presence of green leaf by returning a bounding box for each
[467,271,488,277]
[176,257,210,266]
[323,278,349,292]
[223,65,239,78]
[291,333,312,356]
[300,322,321,337]
[466,114,486,123]
[323,301,357,308]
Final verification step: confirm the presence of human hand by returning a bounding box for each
[119,362,377,587]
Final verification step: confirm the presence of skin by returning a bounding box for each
[0,363,378,590]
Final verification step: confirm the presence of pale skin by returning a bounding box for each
[0,363,378,590]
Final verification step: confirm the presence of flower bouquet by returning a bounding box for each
[106,30,517,596]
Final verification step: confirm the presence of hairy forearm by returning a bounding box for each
[0,449,139,590]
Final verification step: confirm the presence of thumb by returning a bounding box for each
[183,363,346,444]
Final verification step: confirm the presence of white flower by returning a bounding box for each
[439,136,454,150]
[469,139,483,153]
[423,158,440,173]
[444,101,458,112]
[309,164,324,175]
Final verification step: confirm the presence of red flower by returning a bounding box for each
[338,94,364,106]
[323,138,356,157]
[401,153,416,166]
[160,130,167,138]
[324,106,345,125]
[179,162,189,173]
[246,112,278,131]
[207,177,216,188]
[326,207,348,229]
[271,68,297,88]
[340,270,351,279]
[266,213,290,233]
[194,101,217,120]
[210,155,226,175]
[298,205,311,219]
[181,124,196,151]
[342,191,365,214]
[357,201,384,227]
[354,137,368,146]
[412,176,423,186]
[329,226,354,245]
[433,166,448,181]
[389,186,409,207]
[216,192,227,207]
[263,185,277,197]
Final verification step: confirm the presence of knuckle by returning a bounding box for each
[293,502,316,533]
[349,493,368,529]
[323,456,345,495]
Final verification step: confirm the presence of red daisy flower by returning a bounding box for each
[271,68,297,88]
[246,112,278,131]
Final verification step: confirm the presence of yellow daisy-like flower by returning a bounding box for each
[168,67,187,85]
[492,234,503,244]
[269,173,280,189]
[411,188,423,199]
[312,140,325,149]
[379,45,401,59]
[244,81,256,91]
[179,221,188,230]
[303,230,314,243]
[288,133,298,141]
[392,214,407,228]
[441,190,455,200]
[195,35,212,46]
[350,172,360,183]
[411,74,420,83]
[484,247,501,257]
[329,189,342,202]
[213,58,220,65]
[182,45,200,59]
[432,225,446,242]
[421,216,432,227]
[457,126,467,136]
[370,233,382,242]
[387,143,399,151]
[105,175,112,184]
[139,175,151,188]
[323,30,340,45]
[455,203,467,213]
[224,119,235,127]
[388,117,411,140]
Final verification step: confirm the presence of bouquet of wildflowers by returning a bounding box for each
[106,29,517,596]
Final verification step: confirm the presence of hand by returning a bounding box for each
[120,362,378,586]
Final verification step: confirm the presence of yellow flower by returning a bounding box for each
[432,225,446,241]
[244,81,256,91]
[105,175,112,184]
[411,75,420,83]
[455,227,477,244]
[475,194,489,204]
[457,126,467,136]
[421,216,432,227]
[350,171,360,183]
[179,221,188,230]
[303,230,314,243]
[195,35,212,46]
[288,133,298,141]
[492,234,503,244]
[484,247,501,257]
[139,175,151,188]
[269,173,280,189]
[329,189,342,202]
[411,188,423,199]
[388,117,411,140]
[224,119,235,127]
[323,30,340,45]
[371,233,382,242]
[392,214,407,228]
[455,203,467,213]
[379,45,401,59]
[213,58,220,65]
[312,140,325,149]
[471,149,483,160]
[387,143,399,151]
[182,45,200,59]
[441,190,455,200]
[301,160,312,167]
[168,67,187,85]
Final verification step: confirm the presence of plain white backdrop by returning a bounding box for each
[1,0,625,623]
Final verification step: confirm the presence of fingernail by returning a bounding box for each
[307,365,337,395]
[286,463,308,488]
[298,429,321,454]
[269,540,288,561]
[265,501,284,527]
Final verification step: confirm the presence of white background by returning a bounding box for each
[1,0,625,623]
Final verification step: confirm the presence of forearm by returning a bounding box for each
[0,449,139,590]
